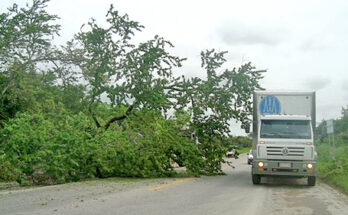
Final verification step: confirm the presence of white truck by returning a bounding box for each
[251,91,317,186]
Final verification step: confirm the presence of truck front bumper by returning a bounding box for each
[252,160,316,177]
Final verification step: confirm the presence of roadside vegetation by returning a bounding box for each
[237,147,252,155]
[316,107,348,194]
[222,136,252,154]
[0,0,264,185]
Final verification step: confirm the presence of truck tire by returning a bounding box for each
[252,174,261,185]
[308,176,316,186]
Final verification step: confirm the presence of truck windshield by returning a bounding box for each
[260,120,312,139]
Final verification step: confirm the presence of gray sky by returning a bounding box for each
[1,0,347,135]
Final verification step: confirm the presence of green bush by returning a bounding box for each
[317,143,348,194]
[91,110,204,177]
[198,136,225,175]
[316,113,348,194]
[0,111,97,184]
[0,108,207,184]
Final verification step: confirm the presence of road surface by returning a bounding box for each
[1,154,348,215]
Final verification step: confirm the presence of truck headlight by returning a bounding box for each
[258,161,264,167]
[307,163,313,169]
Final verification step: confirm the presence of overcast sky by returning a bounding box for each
[1,0,347,135]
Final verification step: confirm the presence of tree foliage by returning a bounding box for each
[0,0,265,184]
[0,107,205,183]
[0,0,61,119]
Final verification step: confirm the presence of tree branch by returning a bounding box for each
[92,115,101,128]
[88,102,101,128]
[164,86,185,92]
[0,78,15,101]
[104,105,134,130]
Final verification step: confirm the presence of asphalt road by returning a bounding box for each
[1,154,348,215]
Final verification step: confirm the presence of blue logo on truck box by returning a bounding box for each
[260,95,280,115]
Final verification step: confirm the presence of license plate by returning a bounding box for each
[279,162,291,168]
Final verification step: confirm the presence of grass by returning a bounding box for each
[317,144,348,195]
[327,173,348,194]
[238,147,251,154]
[320,173,348,196]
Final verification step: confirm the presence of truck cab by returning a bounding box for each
[251,91,317,186]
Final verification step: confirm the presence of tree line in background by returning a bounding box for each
[0,0,263,184]
[316,106,348,193]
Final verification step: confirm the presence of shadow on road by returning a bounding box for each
[261,177,311,188]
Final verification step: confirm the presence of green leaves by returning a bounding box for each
[0,109,98,184]
[167,49,265,174]
[201,49,227,80]
[67,4,145,105]
[0,1,267,183]
[0,0,63,119]
[122,35,185,110]
[0,107,206,184]
[316,111,348,185]
[1,0,60,67]
[172,49,265,139]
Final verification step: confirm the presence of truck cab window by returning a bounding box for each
[260,120,311,139]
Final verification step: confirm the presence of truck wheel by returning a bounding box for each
[252,174,261,185]
[308,176,316,186]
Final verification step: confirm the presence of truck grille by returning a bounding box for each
[266,146,305,157]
